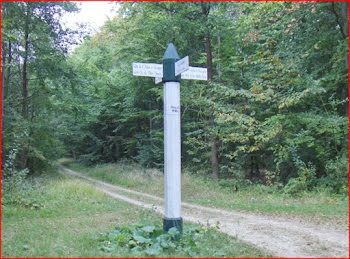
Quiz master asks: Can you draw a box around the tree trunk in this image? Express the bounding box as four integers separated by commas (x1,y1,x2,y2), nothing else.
342,2,348,61
342,2,348,117
22,18,29,120
20,5,30,169
1,42,7,131
211,138,219,179
5,41,12,97
5,41,12,100
1,43,7,94
2,41,12,132
202,2,220,179
149,102,153,146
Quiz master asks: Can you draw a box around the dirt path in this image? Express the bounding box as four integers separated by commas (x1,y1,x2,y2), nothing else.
60,166,348,258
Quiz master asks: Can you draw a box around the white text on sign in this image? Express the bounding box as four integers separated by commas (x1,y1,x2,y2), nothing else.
132,62,207,81
181,67,207,80
132,63,163,78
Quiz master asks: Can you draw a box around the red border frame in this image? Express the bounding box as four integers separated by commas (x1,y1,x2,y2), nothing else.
0,1,348,259
0,0,349,2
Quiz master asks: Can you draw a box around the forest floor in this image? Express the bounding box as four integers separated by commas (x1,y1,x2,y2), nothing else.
60,165,348,258
2,172,269,258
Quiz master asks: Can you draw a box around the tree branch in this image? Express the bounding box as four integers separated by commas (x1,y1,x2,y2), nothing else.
330,2,346,39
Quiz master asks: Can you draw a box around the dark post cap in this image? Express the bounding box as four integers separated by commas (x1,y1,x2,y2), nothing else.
163,43,180,60
163,43,181,83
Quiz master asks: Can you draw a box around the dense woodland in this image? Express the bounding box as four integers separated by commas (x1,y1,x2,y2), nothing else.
1,2,348,195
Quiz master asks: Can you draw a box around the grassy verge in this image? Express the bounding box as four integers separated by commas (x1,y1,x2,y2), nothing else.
59,158,348,224
1,170,270,257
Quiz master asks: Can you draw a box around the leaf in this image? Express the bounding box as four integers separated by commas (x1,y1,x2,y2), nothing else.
184,246,198,257
133,233,151,244
214,250,226,257
168,227,179,236
100,245,113,253
157,234,175,248
145,244,163,255
128,240,137,248
130,246,142,254
140,225,155,233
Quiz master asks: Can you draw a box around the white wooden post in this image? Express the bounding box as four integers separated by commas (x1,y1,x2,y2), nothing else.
132,43,207,235
162,43,183,233
163,81,181,219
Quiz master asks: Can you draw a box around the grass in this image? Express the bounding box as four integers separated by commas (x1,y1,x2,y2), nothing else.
59,158,348,224
1,170,270,257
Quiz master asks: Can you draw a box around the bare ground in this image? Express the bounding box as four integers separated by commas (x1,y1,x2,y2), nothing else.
60,166,349,258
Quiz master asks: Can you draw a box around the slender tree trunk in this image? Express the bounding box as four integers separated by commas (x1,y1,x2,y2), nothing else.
202,2,220,180
20,6,30,169
149,102,153,146
1,42,7,131
342,2,348,117
342,2,348,61
206,31,220,180
1,43,7,93
211,138,219,179
5,41,12,100
217,35,222,81
2,41,12,132
205,32,213,80
250,155,254,179
5,41,12,98
330,2,348,116
22,17,29,120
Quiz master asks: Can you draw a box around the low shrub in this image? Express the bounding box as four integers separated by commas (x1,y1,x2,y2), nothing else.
93,223,224,257
321,155,348,195
284,151,316,196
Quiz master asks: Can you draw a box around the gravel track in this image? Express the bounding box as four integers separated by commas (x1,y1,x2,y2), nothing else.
60,166,349,258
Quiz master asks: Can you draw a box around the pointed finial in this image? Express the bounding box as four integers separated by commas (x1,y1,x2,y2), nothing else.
163,43,180,60
163,43,181,82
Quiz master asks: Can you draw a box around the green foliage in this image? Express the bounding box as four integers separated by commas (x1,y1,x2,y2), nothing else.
2,192,42,211
283,147,317,196
135,140,164,168
2,139,29,193
94,223,223,257
1,147,42,211
321,155,348,195
2,2,347,194
1,2,79,174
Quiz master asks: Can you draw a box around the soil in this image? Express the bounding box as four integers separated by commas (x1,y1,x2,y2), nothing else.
60,166,349,258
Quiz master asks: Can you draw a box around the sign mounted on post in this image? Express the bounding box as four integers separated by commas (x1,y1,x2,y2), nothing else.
175,56,189,76
132,63,163,77
181,66,207,80
132,43,208,237
132,55,206,82
155,77,162,84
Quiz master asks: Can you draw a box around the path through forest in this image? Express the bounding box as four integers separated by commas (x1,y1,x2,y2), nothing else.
60,166,348,258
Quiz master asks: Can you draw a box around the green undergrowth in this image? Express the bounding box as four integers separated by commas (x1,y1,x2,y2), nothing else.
59,158,348,224
94,223,258,257
1,170,270,257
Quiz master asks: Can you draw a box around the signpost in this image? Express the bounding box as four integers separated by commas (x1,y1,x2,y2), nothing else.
155,77,162,84
132,63,163,77
175,56,189,76
181,66,207,80
132,43,207,235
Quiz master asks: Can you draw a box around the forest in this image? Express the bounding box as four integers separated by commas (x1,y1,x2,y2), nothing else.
1,1,348,196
